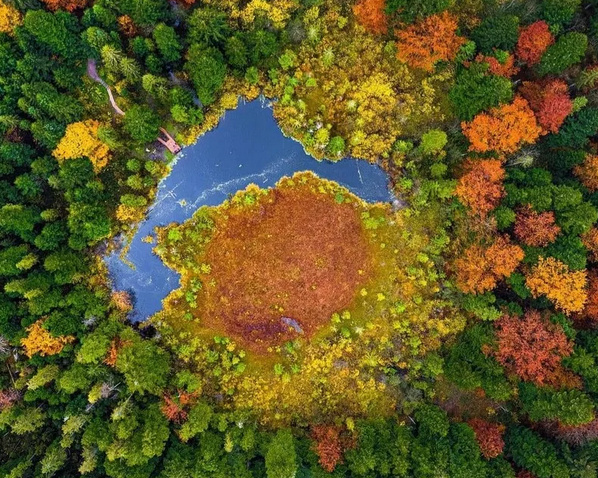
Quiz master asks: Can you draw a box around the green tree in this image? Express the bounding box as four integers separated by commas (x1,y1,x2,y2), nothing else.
153,23,182,63
537,32,587,76
188,8,230,47
185,45,226,106
265,429,297,478
542,0,581,27
471,15,519,54
449,63,513,121
123,105,161,143
506,426,570,478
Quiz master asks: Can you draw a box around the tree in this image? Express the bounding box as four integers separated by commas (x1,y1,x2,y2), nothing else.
475,52,519,78
449,63,513,121
188,7,230,47
311,425,345,472
495,310,573,386
178,402,213,442
40,0,88,12
506,426,570,478
123,105,161,143
23,10,83,59
471,15,519,54
525,257,587,314
20,319,74,358
461,96,541,155
353,0,388,35
519,383,594,427
0,0,21,34
537,32,587,76
396,12,465,72
574,154,598,191
385,0,453,23
514,206,560,247
516,21,554,66
53,120,110,171
468,419,505,459
455,159,505,217
542,0,581,27
185,45,226,106
266,429,297,478
114,332,170,395
520,80,572,134
454,236,524,294
546,107,598,150
153,23,182,63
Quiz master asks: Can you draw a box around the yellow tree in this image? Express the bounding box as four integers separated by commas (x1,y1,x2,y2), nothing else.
525,257,587,314
21,319,74,358
0,0,22,34
53,120,110,172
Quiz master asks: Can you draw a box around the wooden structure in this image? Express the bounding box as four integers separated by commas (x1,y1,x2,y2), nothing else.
157,128,181,154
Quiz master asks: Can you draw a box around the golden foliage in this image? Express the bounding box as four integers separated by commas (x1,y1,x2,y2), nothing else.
526,257,587,314
21,319,74,358
111,291,133,312
0,0,21,34
53,120,110,172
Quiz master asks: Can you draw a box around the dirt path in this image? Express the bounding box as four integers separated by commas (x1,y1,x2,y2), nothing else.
87,59,125,116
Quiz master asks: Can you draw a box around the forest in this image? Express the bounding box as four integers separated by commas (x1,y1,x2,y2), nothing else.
4,0,598,477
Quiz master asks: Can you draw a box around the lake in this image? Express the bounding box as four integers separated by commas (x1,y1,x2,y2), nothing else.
105,99,395,320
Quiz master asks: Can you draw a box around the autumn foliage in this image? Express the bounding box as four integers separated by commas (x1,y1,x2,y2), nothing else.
581,271,598,324
161,391,197,423
475,53,519,78
21,319,74,358
525,257,587,314
111,291,133,312
396,12,466,72
461,96,542,155
40,0,87,12
514,206,561,247
454,236,524,294
117,15,138,38
574,154,598,192
311,425,352,472
353,0,388,35
495,310,574,386
53,120,110,172
468,419,505,459
520,80,572,134
583,227,598,262
516,21,554,66
455,159,505,217
0,0,21,34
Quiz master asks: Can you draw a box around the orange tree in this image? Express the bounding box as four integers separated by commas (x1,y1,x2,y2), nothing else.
461,96,541,155
353,0,388,35
455,159,505,218
396,12,465,72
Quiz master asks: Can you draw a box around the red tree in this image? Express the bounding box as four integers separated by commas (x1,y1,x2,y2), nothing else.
40,0,87,11
520,80,573,134
516,21,554,66
311,425,347,472
468,419,505,459
455,159,505,217
514,206,560,247
495,310,573,386
475,53,519,78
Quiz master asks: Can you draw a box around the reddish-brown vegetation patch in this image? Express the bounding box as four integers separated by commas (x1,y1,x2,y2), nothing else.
201,187,373,350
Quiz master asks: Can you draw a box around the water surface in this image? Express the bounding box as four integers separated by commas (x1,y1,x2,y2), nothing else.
106,99,394,320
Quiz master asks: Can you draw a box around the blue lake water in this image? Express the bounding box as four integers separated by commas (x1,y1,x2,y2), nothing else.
106,99,394,320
